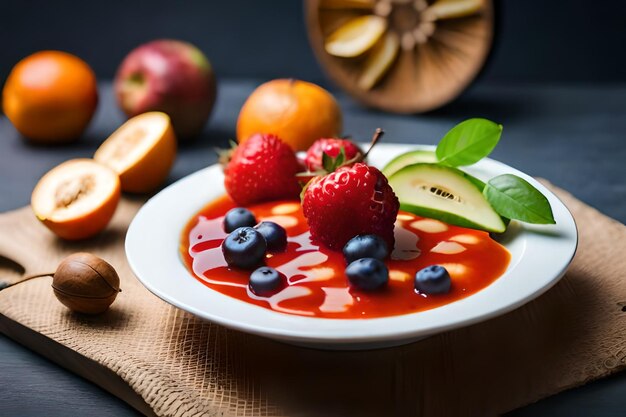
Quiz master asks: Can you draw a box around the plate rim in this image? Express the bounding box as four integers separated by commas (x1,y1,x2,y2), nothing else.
125,144,578,345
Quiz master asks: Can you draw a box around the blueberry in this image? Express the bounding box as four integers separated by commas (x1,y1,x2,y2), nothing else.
249,266,285,297
223,208,256,233
343,234,389,264
254,221,287,252
222,227,267,269
345,258,388,291
415,265,451,295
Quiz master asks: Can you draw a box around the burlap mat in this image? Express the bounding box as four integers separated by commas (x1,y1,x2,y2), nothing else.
0,182,625,417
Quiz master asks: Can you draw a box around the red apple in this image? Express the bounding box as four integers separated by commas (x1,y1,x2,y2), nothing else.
114,39,216,140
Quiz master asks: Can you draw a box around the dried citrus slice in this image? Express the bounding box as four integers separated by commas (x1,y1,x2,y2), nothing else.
426,0,484,20
358,31,400,90
31,159,121,240
325,15,387,57
94,111,177,193
320,0,373,9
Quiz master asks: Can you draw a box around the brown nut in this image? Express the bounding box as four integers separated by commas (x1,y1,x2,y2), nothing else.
52,252,121,314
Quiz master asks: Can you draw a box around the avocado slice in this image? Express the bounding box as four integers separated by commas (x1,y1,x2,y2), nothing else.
388,163,506,233
382,150,438,178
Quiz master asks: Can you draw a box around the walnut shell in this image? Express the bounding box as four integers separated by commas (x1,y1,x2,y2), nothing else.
52,252,121,314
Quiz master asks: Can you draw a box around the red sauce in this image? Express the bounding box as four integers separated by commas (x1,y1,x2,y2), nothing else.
180,196,511,319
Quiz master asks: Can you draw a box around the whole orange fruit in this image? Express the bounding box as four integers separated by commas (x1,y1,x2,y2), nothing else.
236,79,342,151
2,51,98,144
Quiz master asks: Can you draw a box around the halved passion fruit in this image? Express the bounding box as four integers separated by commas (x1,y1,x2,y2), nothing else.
31,159,121,240
94,111,177,193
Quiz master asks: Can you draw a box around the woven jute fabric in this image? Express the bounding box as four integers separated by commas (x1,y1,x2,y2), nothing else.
0,183,625,417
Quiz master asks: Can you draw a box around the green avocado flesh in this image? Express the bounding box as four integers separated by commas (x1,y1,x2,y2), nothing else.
382,150,438,178
388,163,506,233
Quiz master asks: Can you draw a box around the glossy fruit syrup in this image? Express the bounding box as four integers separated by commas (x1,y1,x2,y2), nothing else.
180,196,511,319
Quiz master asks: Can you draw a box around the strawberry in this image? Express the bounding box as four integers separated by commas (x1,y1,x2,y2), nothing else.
302,162,399,251
304,138,362,172
224,133,301,205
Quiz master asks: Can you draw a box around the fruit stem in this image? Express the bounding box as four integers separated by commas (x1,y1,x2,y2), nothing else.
0,272,55,290
363,128,385,161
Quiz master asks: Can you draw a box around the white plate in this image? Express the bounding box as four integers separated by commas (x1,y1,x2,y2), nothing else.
126,144,577,350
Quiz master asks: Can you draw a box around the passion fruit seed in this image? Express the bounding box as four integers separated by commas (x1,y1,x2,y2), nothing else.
54,174,95,208
52,252,121,314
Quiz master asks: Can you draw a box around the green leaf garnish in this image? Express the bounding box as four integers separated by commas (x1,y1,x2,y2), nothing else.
483,174,556,224
436,118,503,167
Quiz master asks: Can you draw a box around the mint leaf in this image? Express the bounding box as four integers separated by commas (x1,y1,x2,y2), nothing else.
436,118,503,167
483,174,555,224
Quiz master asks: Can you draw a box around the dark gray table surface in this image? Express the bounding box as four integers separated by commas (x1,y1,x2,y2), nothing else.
0,80,625,416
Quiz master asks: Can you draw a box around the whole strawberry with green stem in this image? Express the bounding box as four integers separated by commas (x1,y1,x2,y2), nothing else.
302,129,399,250
304,137,363,172
224,133,301,206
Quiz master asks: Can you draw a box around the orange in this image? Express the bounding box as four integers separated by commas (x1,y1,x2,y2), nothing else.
31,159,121,240
94,112,177,193
2,51,98,143
236,79,343,151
